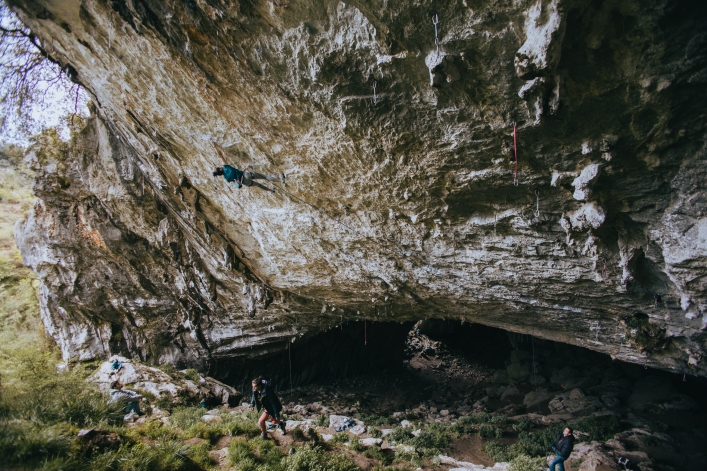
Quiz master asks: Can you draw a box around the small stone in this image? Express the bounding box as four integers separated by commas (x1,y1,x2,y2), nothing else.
440,409,449,416
400,419,412,428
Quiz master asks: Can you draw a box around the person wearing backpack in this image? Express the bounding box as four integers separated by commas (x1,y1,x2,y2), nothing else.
249,376,286,439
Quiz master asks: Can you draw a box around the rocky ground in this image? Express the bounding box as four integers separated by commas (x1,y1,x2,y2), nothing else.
86,323,707,471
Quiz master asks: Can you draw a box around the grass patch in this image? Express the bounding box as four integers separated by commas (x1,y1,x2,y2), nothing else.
355,412,394,426
314,414,329,427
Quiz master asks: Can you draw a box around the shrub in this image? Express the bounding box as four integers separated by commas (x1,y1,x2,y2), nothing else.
364,445,393,465
228,437,283,469
369,427,382,438
184,368,201,382
291,427,306,441
314,414,329,427
386,426,412,444
0,423,76,468
170,406,205,430
349,436,366,452
479,424,503,439
220,412,261,438
485,441,511,462
573,415,621,442
282,445,358,471
513,418,533,432
130,419,180,440
187,441,214,468
410,424,452,452
490,414,508,425
509,454,546,471
330,431,350,444
355,412,393,426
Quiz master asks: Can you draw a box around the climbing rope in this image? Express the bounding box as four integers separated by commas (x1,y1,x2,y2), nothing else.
432,14,440,55
534,189,540,218
215,30,219,60
373,81,377,105
288,341,293,394
531,310,541,414
513,122,519,186
364,319,367,346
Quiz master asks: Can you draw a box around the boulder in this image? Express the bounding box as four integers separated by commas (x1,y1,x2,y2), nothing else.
360,438,382,447
548,393,602,416
501,385,521,399
507,362,532,381
88,359,240,406
565,441,620,471
285,420,313,433
523,388,555,408
627,376,694,411
329,415,366,435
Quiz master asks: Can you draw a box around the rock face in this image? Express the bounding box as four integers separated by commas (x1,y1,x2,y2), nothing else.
10,0,707,377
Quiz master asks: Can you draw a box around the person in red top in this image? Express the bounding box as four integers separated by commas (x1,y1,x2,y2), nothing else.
549,427,575,471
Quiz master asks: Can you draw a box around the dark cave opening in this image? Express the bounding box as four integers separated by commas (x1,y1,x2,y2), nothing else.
213,319,706,404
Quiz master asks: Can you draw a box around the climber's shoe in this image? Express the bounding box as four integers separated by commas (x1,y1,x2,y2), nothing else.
279,421,287,434
280,174,286,184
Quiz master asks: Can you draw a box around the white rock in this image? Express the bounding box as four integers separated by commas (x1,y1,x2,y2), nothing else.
515,0,566,78
572,164,602,201
285,420,312,433
381,428,393,436
412,429,421,437
400,419,412,428
360,438,382,447
321,434,334,442
567,202,606,231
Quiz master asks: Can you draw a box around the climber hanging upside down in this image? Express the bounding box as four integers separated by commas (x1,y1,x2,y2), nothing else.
211,142,284,191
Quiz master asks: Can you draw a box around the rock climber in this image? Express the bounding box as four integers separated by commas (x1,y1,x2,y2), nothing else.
108,380,143,416
211,142,284,191
249,376,286,439
548,426,575,471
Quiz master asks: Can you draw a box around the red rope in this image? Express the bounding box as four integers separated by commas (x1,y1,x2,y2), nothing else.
364,319,367,346
513,123,518,185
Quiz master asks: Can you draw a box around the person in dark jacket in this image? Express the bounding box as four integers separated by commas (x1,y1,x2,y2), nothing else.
212,143,284,191
549,427,575,471
250,376,286,439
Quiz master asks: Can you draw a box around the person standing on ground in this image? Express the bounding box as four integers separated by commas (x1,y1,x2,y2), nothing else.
250,376,286,439
549,427,575,471
211,143,284,191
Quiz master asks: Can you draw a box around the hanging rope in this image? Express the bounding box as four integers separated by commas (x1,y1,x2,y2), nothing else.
373,81,377,105
364,319,367,345
288,341,293,394
513,122,519,186
534,189,540,218
531,310,541,414
432,14,440,55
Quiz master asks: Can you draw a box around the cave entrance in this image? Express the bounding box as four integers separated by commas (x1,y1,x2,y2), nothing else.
212,318,705,420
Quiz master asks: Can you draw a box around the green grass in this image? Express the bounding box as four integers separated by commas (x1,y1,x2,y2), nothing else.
314,414,329,427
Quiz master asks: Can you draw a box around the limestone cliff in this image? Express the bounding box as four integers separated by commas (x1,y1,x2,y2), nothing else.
11,0,707,377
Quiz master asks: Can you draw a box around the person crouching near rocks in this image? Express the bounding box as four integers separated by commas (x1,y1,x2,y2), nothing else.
549,427,575,471
108,380,143,416
249,376,286,439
